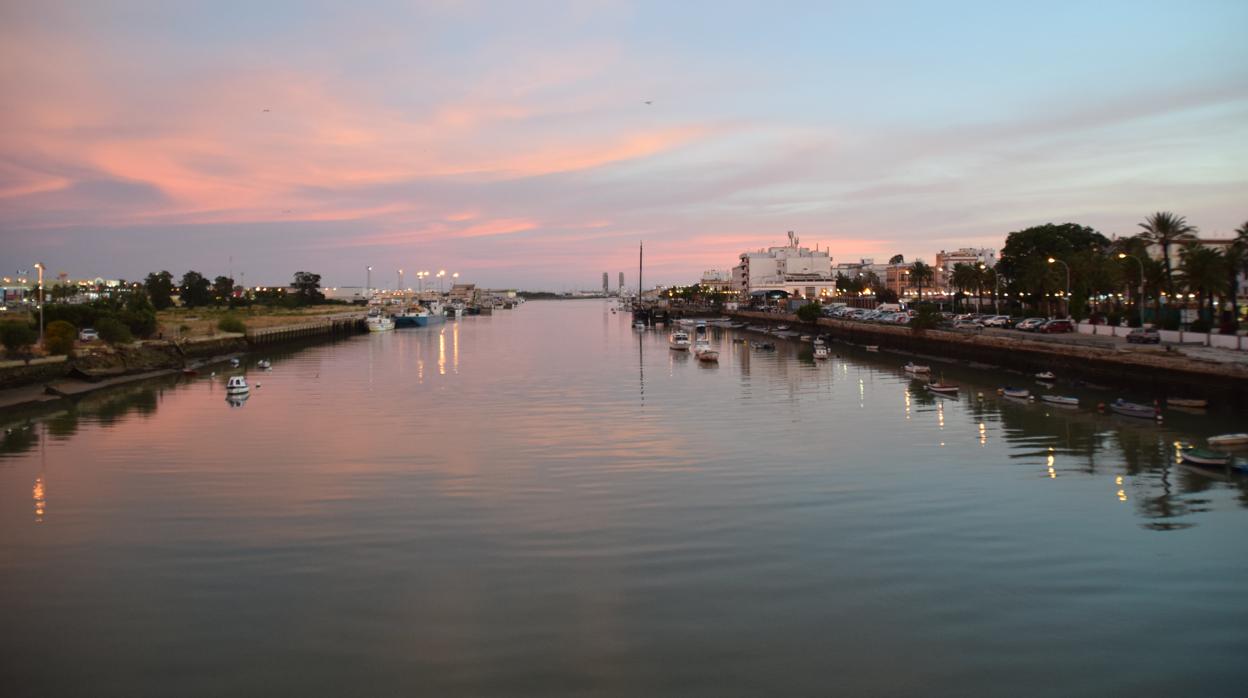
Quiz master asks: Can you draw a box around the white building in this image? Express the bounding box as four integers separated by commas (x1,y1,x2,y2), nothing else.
732,232,837,300
700,269,734,293
934,248,997,291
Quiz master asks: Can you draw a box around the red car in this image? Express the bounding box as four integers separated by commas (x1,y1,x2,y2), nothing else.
1039,319,1074,333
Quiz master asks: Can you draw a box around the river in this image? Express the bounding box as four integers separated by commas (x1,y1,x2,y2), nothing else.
2,300,1246,696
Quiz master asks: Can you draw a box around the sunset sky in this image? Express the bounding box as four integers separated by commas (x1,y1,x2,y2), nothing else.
2,1,1246,290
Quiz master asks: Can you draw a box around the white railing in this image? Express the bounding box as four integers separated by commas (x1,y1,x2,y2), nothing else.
1077,322,1247,350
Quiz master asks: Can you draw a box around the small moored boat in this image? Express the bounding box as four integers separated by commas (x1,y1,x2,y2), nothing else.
256,359,271,369
1109,399,1156,419
229,358,241,368
865,345,879,353
1180,447,1232,468
1168,398,1207,408
1035,371,1056,381
813,341,830,360
999,387,1030,399
926,383,959,395
225,376,250,395
669,330,691,351
1039,394,1079,407
903,363,931,374
751,341,775,351
1208,433,1248,448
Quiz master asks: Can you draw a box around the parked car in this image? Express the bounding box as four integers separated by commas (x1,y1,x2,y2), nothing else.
1015,317,1047,332
1126,327,1161,344
981,315,1011,328
1039,319,1074,333
79,328,99,342
953,319,984,330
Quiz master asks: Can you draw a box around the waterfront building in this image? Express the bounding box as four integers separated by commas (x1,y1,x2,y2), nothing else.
700,269,734,294
732,232,837,300
934,247,997,291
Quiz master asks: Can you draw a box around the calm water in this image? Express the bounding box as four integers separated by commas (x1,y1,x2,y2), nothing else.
2,300,1246,697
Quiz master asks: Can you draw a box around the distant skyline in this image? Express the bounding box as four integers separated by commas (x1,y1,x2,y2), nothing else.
2,1,1246,290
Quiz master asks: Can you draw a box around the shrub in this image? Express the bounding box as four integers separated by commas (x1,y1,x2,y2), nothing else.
0,322,38,358
217,315,247,333
96,317,133,344
45,321,77,355
795,303,823,323
909,303,942,332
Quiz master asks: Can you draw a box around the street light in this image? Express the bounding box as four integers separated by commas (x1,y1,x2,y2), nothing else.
33,262,45,344
398,268,404,293
366,266,373,302
437,269,446,294
1118,252,1145,328
1047,257,1070,317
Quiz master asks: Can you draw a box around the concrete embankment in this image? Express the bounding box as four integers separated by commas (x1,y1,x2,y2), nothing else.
731,310,1248,403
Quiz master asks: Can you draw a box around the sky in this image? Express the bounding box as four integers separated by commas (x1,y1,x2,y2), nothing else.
1,0,1246,291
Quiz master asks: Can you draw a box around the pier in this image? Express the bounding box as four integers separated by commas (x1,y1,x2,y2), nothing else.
244,312,366,345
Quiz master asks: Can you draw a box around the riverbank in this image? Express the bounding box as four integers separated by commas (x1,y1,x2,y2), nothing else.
731,310,1248,403
0,313,366,413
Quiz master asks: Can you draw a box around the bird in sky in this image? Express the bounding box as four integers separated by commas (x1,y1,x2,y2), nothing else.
644,101,652,105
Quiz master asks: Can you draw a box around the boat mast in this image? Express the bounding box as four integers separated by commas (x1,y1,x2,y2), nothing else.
638,241,643,301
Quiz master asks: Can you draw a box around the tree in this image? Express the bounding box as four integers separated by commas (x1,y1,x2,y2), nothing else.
45,321,77,355
145,271,175,310
909,303,941,333
1225,221,1248,332
179,271,212,308
213,276,235,307
997,223,1110,313
875,287,899,304
909,260,934,302
795,303,822,323
1,322,38,359
292,271,325,305
950,263,978,310
1178,243,1226,330
96,317,134,344
1138,212,1197,294
889,254,905,265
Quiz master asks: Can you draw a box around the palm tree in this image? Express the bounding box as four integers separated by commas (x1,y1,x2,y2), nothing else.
1178,242,1227,328
1227,221,1248,331
910,260,934,303
1138,212,1197,294
950,263,977,310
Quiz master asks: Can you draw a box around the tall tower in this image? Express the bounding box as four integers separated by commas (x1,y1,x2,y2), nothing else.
618,272,624,295
602,272,609,295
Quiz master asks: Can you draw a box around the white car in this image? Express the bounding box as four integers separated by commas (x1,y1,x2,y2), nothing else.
79,328,99,342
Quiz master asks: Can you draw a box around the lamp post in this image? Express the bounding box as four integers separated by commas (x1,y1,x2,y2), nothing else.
437,270,446,294
1047,257,1070,317
1118,253,1145,327
33,263,45,345
398,269,404,295
366,266,373,303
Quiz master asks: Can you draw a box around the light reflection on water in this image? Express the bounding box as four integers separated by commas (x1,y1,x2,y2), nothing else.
1,300,1247,696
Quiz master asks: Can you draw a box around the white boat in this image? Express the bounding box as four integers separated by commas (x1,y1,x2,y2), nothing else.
865,345,879,353
366,313,395,332
903,363,931,374
669,330,691,351
1040,394,1079,407
229,358,241,368
1109,399,1156,419
633,320,647,330
694,342,719,362
1208,433,1248,448
813,339,829,360
256,359,271,369
999,387,1030,399
225,376,250,395
1035,371,1056,381
926,383,959,395
1180,447,1232,467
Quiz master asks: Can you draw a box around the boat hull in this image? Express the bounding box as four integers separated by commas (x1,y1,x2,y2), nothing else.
1181,449,1232,467
415,314,446,328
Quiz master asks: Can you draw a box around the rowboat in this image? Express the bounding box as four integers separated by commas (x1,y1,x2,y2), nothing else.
999,387,1030,399
1039,395,1079,407
1110,399,1156,419
926,383,959,395
903,363,931,374
813,339,830,360
1167,398,1207,408
1180,447,1232,468
1035,371,1056,381
1208,433,1248,448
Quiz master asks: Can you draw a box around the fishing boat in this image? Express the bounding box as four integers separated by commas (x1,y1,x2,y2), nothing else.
999,387,1030,399
225,376,250,395
256,359,271,369
366,311,395,332
813,340,830,360
1109,399,1156,419
694,343,719,362
903,363,931,375
669,330,691,351
1167,398,1207,408
1180,447,1232,468
926,383,959,395
1208,433,1248,448
633,320,647,330
1039,394,1079,407
1035,371,1056,381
